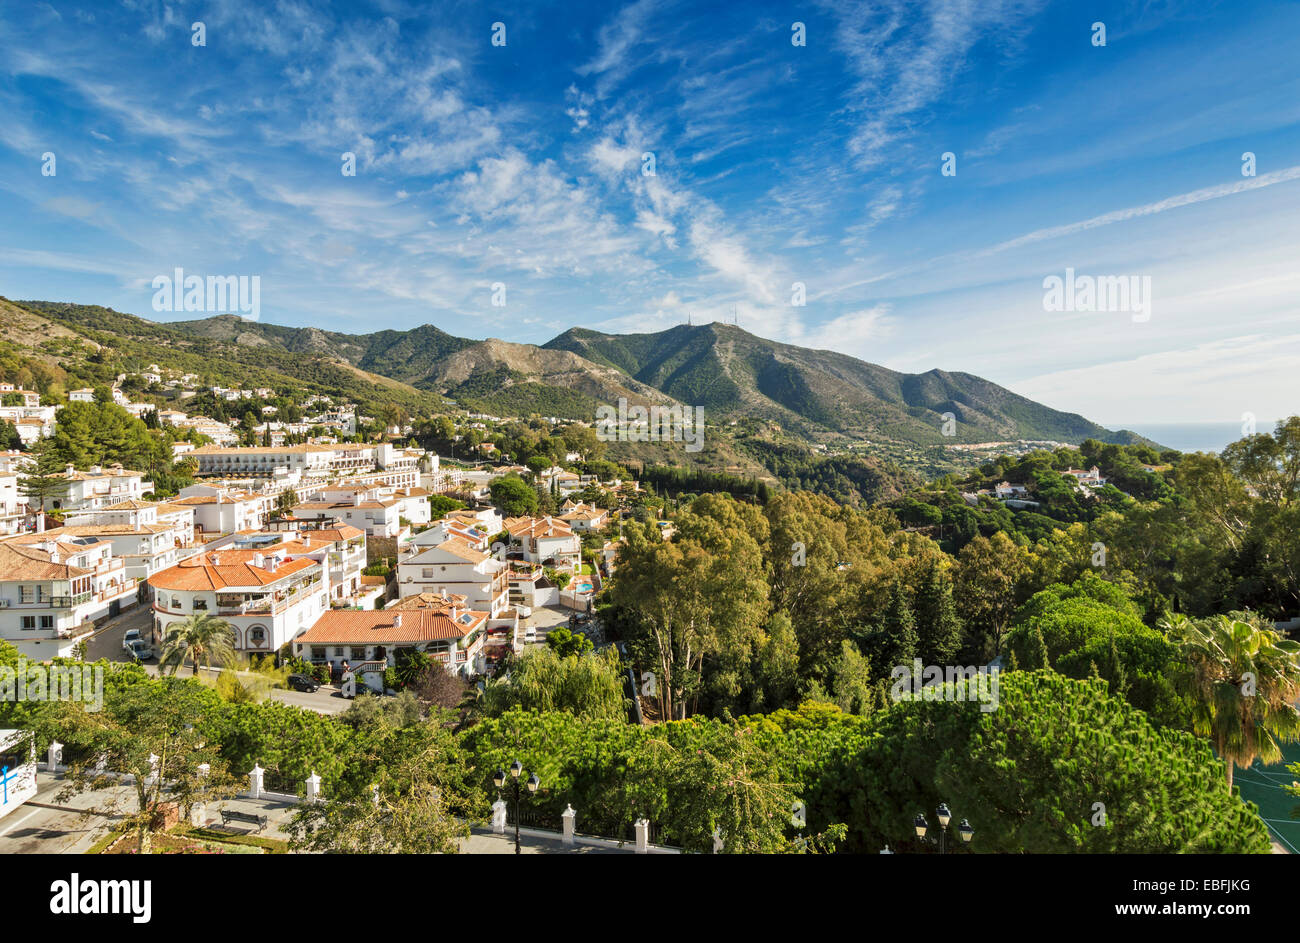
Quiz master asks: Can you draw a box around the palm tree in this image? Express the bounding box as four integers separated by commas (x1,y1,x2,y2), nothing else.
159,612,237,677
1161,612,1300,790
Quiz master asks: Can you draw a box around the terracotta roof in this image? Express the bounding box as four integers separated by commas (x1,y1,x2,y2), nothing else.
505,516,576,539
100,499,157,510
429,536,489,563
39,523,174,537
294,500,397,512
148,552,318,591
389,591,470,610
0,540,92,579
297,525,365,542
61,467,143,481
297,608,487,645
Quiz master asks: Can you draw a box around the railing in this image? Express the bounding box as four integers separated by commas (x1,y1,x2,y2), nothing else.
46,592,93,608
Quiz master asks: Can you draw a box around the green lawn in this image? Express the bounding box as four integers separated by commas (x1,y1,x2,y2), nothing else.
1235,742,1300,853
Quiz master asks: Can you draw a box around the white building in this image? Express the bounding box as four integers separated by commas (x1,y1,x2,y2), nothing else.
397,536,509,616
59,499,201,581
148,547,330,654
294,597,489,679
225,523,369,606
503,516,582,569
0,534,138,659
169,485,271,537
45,465,151,512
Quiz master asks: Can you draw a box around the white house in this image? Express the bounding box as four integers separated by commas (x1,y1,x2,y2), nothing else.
0,534,138,659
294,596,489,678
45,465,150,512
396,536,509,616
503,516,582,569
148,547,330,654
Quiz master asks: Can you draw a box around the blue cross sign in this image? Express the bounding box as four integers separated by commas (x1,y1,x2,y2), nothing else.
1,765,16,805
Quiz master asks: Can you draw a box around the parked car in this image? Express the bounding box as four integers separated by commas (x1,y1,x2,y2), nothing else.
286,674,321,693
342,674,373,699
124,639,151,661
122,628,142,647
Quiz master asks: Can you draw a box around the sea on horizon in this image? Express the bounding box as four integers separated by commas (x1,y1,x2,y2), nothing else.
1123,421,1276,454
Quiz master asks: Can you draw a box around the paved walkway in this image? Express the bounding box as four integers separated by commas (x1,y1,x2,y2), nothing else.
0,771,300,853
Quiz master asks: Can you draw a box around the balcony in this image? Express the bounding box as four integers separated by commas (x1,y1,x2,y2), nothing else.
47,591,93,608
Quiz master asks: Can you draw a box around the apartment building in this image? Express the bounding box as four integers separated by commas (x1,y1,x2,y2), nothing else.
290,485,404,538
226,522,369,605
44,465,151,512
0,534,139,659
169,485,270,537
60,499,201,581
396,536,509,616
147,547,330,654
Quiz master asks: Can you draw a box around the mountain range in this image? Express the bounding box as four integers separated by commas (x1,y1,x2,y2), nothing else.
2,299,1151,452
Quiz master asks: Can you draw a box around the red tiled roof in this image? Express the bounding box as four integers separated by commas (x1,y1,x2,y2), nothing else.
296,608,486,644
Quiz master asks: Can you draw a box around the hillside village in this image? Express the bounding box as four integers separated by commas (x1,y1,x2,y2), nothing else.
0,364,675,694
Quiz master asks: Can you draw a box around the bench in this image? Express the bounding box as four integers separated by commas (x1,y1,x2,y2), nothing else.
220,809,268,831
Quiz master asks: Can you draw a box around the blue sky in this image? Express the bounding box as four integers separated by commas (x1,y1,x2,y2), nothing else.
2,0,1299,427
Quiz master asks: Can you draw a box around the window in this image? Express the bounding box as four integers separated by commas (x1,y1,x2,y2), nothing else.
193,598,208,610
20,616,35,630
20,585,34,604
249,625,267,646
421,568,434,579
311,647,325,660
350,647,366,660
40,616,54,630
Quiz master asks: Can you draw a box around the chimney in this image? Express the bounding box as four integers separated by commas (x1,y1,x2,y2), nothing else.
267,555,278,572
252,552,264,569
65,463,75,476
393,613,402,628
210,553,220,565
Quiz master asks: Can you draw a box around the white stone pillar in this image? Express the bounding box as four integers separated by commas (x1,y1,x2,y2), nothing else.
712,827,724,854
634,818,650,854
249,763,264,799
192,762,211,827
371,784,379,808
146,753,159,788
305,771,322,803
561,804,576,845
491,799,507,834
47,740,63,772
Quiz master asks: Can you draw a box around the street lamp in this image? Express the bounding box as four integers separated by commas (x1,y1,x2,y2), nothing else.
495,760,540,854
913,804,972,854
936,802,951,855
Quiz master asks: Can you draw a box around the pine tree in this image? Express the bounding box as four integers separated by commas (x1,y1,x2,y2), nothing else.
881,579,918,670
914,557,963,664
18,439,70,531
1027,623,1051,670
